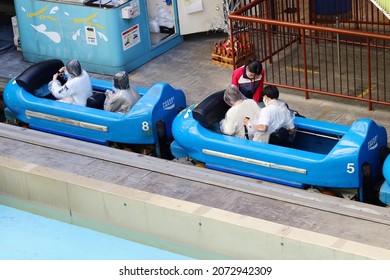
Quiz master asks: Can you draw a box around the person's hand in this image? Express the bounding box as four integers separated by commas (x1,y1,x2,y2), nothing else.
288,128,296,135
105,90,114,97
52,72,59,81
53,66,66,81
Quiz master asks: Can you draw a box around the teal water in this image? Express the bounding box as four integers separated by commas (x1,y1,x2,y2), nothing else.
0,204,192,260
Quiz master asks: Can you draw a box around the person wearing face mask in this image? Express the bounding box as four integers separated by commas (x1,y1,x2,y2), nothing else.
243,85,295,143
104,71,141,114
231,59,264,103
48,59,93,106
219,84,260,139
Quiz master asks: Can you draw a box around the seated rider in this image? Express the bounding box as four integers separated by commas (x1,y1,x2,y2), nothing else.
104,71,141,114
243,85,295,143
220,84,260,139
49,59,93,106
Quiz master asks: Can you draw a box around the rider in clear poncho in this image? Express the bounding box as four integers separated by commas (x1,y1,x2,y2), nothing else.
219,84,260,139
49,59,93,106
104,71,141,114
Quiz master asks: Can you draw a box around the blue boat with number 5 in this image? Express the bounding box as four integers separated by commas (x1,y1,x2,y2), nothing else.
170,90,390,205
3,59,186,158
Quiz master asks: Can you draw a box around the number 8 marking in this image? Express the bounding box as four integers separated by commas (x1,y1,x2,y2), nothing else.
142,121,150,131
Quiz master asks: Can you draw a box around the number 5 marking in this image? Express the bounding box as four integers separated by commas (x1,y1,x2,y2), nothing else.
347,163,355,174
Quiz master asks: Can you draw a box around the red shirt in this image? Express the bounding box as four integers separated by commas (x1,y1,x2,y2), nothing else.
231,66,264,102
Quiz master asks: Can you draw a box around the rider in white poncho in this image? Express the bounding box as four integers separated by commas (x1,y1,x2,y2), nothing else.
49,59,92,106
104,71,141,114
219,84,260,139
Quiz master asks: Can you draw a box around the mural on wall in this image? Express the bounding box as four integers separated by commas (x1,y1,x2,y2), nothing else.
22,5,61,43
72,11,108,45
19,4,109,46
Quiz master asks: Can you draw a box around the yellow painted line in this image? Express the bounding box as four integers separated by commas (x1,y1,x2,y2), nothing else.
128,73,139,79
287,66,319,75
358,84,376,98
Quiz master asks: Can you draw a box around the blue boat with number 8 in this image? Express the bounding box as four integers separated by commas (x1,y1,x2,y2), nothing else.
3,59,187,158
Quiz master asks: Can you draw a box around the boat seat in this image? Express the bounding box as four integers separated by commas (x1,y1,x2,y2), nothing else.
269,127,290,146
87,92,106,110
192,90,230,129
16,59,64,93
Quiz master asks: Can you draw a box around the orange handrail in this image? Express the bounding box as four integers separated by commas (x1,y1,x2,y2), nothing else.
228,0,390,110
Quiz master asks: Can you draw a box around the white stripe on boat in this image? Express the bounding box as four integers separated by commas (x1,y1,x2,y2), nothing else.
25,110,108,132
202,149,307,174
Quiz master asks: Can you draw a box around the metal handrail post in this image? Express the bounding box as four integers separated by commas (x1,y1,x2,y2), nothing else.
367,38,373,111
302,27,309,100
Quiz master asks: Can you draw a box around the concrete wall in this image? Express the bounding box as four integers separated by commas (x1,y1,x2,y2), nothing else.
1,155,389,259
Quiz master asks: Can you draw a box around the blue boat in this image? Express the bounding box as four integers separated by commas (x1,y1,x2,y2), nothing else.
380,155,390,205
171,90,389,204
3,59,187,159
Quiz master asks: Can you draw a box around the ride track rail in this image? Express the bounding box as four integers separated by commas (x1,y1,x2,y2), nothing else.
0,122,389,228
